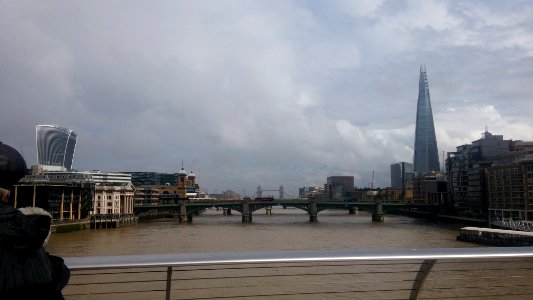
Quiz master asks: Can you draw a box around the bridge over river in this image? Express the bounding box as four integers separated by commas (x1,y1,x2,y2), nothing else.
134,199,438,223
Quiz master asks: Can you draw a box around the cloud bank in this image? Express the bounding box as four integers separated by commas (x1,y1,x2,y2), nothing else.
1,1,532,196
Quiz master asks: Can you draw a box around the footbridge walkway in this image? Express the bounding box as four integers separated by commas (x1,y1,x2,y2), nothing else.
134,199,438,223
63,247,533,299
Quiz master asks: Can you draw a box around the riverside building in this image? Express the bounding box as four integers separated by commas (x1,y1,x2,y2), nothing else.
15,171,135,225
487,153,533,223
447,131,533,219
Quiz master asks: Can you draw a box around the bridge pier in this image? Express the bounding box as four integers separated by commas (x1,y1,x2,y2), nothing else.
372,200,384,222
265,207,272,215
349,207,359,215
242,199,252,223
309,199,318,223
178,204,189,223
223,208,232,216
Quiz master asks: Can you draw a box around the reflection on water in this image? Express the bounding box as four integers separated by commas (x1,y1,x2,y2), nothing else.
46,207,474,257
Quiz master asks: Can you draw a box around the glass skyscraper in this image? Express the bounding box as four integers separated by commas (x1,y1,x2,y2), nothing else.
36,124,77,171
413,65,440,174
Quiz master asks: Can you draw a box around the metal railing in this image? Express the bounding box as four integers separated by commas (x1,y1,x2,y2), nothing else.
64,247,533,300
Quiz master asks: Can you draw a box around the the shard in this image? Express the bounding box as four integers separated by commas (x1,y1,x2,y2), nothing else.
413,65,440,174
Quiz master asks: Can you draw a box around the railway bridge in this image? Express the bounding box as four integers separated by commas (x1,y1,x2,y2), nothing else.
134,199,438,223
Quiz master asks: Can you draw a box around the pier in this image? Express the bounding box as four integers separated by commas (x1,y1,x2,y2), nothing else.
90,214,138,229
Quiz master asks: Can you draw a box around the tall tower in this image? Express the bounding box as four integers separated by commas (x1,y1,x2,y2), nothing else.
413,65,440,174
177,166,188,198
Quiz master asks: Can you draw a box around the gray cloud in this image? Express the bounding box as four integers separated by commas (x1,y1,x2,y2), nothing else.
1,0,533,196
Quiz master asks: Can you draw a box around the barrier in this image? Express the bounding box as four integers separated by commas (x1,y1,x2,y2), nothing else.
64,247,533,299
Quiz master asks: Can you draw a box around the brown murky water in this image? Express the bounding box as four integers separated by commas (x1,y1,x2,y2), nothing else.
46,208,470,256
51,208,533,300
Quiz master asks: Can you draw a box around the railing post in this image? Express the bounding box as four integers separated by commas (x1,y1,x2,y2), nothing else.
409,259,436,300
166,266,172,300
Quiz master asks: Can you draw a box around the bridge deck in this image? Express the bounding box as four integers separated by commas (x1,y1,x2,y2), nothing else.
64,247,533,300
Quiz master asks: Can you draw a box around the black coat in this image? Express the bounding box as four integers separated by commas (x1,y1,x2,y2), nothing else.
0,205,69,299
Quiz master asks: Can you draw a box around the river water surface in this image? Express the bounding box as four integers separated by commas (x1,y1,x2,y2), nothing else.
48,208,533,300
47,207,472,256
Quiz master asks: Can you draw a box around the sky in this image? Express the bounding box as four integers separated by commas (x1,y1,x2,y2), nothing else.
1,0,533,197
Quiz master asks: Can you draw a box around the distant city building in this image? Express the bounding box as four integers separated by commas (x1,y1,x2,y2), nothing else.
219,189,241,200
380,188,414,203
325,176,355,201
413,65,440,174
299,186,324,199
14,171,135,221
487,154,533,222
134,185,180,206
412,171,447,206
124,172,179,186
36,125,77,171
447,131,533,218
14,172,95,221
390,162,414,189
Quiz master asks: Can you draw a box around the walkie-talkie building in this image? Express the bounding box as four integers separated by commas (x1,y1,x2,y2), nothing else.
413,65,440,174
36,125,77,171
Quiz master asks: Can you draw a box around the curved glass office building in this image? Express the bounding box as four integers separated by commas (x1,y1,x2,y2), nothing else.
36,125,77,171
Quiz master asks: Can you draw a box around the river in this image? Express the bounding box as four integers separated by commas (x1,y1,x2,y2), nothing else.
50,208,533,300
46,207,473,257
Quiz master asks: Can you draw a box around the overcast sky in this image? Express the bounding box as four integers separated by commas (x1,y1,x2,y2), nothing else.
1,1,532,196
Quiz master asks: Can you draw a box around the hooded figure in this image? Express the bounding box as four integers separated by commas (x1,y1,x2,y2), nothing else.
0,205,69,300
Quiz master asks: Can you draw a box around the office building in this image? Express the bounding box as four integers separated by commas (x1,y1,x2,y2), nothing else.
390,162,414,189
447,131,533,218
487,156,533,222
413,65,440,174
36,125,77,171
325,176,355,201
123,172,179,186
412,171,447,206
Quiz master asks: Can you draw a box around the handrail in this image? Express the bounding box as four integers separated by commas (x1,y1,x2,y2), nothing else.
64,247,533,270
63,247,533,300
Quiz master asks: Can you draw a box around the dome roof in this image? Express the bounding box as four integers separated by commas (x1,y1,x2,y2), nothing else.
188,171,196,178
0,142,27,188
178,167,187,176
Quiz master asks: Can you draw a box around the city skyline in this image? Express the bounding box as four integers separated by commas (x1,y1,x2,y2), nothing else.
1,1,533,195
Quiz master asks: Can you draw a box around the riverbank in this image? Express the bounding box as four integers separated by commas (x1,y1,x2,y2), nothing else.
51,215,139,233
392,209,487,226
